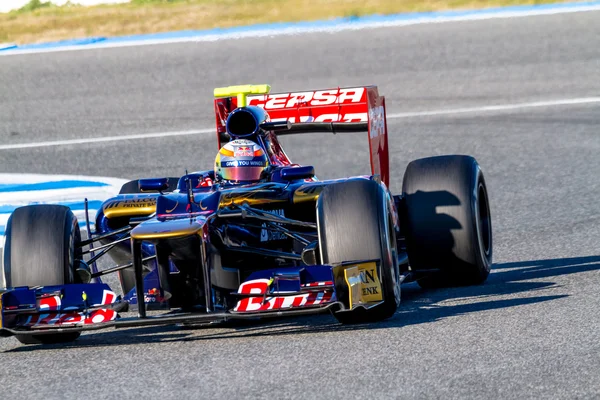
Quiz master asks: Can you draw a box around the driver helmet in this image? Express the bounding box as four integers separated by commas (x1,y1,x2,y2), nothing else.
214,139,269,183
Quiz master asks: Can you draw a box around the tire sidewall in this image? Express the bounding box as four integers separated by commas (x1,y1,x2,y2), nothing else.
4,206,79,288
469,167,493,279
377,187,401,309
65,213,81,285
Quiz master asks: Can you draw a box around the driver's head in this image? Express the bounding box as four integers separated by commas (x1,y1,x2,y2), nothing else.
214,139,268,183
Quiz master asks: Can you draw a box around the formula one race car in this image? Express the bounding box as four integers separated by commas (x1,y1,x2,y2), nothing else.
0,84,492,345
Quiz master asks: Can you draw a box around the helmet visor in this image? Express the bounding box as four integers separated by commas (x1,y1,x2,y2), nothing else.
220,166,265,182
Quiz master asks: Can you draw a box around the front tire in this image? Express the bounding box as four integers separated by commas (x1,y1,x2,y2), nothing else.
3,205,82,344
317,179,400,324
401,155,492,287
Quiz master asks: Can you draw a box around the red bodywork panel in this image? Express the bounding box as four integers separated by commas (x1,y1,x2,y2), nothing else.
213,86,390,186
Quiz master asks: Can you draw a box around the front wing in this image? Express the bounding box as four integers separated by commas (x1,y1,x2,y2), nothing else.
0,260,383,339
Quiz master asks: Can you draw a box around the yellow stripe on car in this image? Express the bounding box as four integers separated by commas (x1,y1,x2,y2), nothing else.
213,84,271,107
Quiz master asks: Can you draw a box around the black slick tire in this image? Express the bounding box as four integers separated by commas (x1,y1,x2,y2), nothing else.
317,179,400,324
401,155,492,288
2,205,82,345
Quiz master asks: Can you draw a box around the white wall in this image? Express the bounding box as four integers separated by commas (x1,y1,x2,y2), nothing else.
0,0,130,13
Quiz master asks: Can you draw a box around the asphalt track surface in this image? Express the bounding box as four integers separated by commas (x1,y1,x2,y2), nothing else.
1,10,600,399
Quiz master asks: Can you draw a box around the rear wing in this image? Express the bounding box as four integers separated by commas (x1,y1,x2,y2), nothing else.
213,86,390,186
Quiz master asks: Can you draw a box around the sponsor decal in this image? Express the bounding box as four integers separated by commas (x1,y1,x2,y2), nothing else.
102,196,157,218
21,289,120,327
143,288,168,303
103,197,156,210
39,295,61,311
23,309,117,327
369,105,385,139
249,88,366,109
98,290,117,306
271,113,368,123
234,279,333,312
337,261,383,307
357,262,383,302
223,160,266,167
234,145,253,158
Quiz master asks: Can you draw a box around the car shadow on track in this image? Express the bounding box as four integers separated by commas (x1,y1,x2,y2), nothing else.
5,255,599,352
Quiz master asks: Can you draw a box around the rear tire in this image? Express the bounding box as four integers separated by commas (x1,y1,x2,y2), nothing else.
401,155,492,288
2,205,82,344
317,179,400,324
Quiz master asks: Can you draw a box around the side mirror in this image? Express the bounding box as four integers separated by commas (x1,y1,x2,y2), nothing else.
280,166,315,181
139,178,170,192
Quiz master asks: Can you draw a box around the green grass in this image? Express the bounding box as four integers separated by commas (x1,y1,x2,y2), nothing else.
1,0,571,44
16,0,53,12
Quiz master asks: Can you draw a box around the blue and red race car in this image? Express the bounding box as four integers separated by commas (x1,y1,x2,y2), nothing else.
0,84,492,345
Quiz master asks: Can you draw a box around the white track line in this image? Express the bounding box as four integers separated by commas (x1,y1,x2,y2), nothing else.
0,129,213,150
387,96,600,118
2,96,599,151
